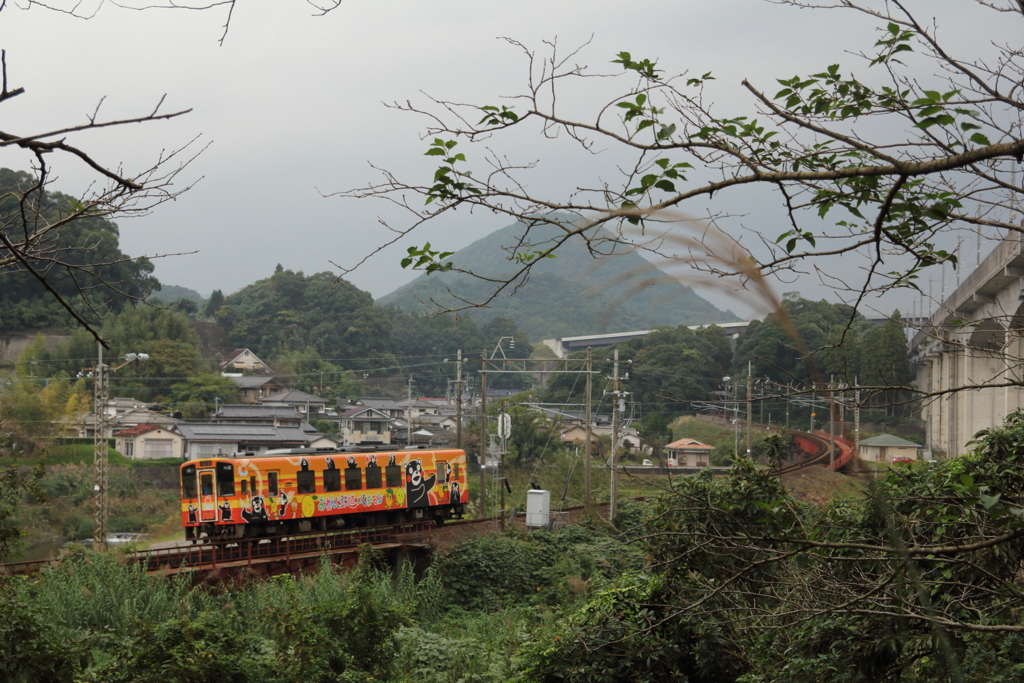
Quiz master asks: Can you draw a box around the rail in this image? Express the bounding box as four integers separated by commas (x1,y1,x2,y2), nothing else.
1,521,435,576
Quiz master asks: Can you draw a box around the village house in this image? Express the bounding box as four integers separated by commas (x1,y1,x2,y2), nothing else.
337,406,392,446
665,438,715,467
113,424,184,460
259,389,329,419
858,434,923,463
218,348,272,374
229,376,288,404
173,422,334,459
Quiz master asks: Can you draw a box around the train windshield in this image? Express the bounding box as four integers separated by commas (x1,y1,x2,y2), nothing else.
181,465,197,498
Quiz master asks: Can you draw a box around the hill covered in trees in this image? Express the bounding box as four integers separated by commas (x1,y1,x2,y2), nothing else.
0,168,159,331
379,217,737,340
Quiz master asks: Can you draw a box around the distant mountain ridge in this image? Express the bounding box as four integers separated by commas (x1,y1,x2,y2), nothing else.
378,217,738,340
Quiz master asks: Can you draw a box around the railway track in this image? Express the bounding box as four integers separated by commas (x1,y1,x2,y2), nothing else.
779,430,854,475
0,521,436,577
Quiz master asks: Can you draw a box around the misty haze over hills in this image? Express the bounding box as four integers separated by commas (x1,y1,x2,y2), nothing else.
378,217,738,340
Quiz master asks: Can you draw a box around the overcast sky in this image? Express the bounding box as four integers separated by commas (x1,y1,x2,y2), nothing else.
1,0,1009,325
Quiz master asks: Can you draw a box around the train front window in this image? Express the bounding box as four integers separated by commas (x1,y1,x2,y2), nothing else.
181,465,197,498
216,462,235,496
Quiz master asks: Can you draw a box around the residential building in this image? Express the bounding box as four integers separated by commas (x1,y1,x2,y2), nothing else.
173,422,328,459
665,438,715,467
113,424,183,460
260,389,329,419
211,403,303,428
218,348,272,374
858,434,923,462
229,376,288,404
338,406,392,446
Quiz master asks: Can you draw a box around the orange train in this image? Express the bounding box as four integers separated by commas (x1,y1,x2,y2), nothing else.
180,447,468,540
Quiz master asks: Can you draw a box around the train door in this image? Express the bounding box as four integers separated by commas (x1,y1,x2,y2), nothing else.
198,468,217,522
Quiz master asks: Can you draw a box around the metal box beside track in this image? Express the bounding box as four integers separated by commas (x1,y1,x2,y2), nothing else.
525,490,550,528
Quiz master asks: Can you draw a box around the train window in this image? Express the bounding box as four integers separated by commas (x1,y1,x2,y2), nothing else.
324,468,341,492
250,476,257,496
268,471,279,497
201,473,213,497
385,464,402,488
241,479,248,496
436,460,448,484
365,464,382,489
454,463,460,481
216,462,235,496
297,468,316,494
181,465,197,498
345,467,362,491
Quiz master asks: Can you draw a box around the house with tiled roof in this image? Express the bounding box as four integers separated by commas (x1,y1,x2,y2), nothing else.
338,406,392,446
173,422,332,459
212,403,303,427
665,438,715,467
113,424,183,460
858,434,922,463
229,376,287,404
260,389,329,419
218,348,271,374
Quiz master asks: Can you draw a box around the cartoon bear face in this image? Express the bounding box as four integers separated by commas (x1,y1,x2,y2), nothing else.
406,459,424,487
251,496,264,514
347,456,358,468
367,454,377,467
326,456,337,470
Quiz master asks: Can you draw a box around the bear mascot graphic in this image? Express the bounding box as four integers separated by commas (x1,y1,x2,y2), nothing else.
405,458,436,509
242,495,269,524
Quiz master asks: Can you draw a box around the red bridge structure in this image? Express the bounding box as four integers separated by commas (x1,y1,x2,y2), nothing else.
783,430,855,474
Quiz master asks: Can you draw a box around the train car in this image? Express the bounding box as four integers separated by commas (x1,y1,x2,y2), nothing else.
180,447,468,540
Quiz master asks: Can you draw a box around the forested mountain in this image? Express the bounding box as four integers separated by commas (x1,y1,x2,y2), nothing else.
213,266,534,395
731,294,912,387
154,285,205,306
379,216,737,340
0,168,158,331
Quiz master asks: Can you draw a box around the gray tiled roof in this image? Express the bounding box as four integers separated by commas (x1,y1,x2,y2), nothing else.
261,389,328,404
215,404,300,419
174,422,311,443
859,434,923,448
230,376,281,389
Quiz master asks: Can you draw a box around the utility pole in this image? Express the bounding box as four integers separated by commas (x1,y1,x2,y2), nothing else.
455,349,463,450
479,350,488,516
584,347,593,513
406,375,414,445
746,361,753,456
500,398,507,531
785,382,790,432
610,349,620,521
829,378,836,470
854,378,861,461
93,343,108,551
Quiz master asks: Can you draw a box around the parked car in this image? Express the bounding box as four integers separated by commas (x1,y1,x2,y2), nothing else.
891,456,914,464
642,459,653,466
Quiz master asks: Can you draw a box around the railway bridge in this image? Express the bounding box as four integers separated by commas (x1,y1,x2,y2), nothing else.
910,234,1024,457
